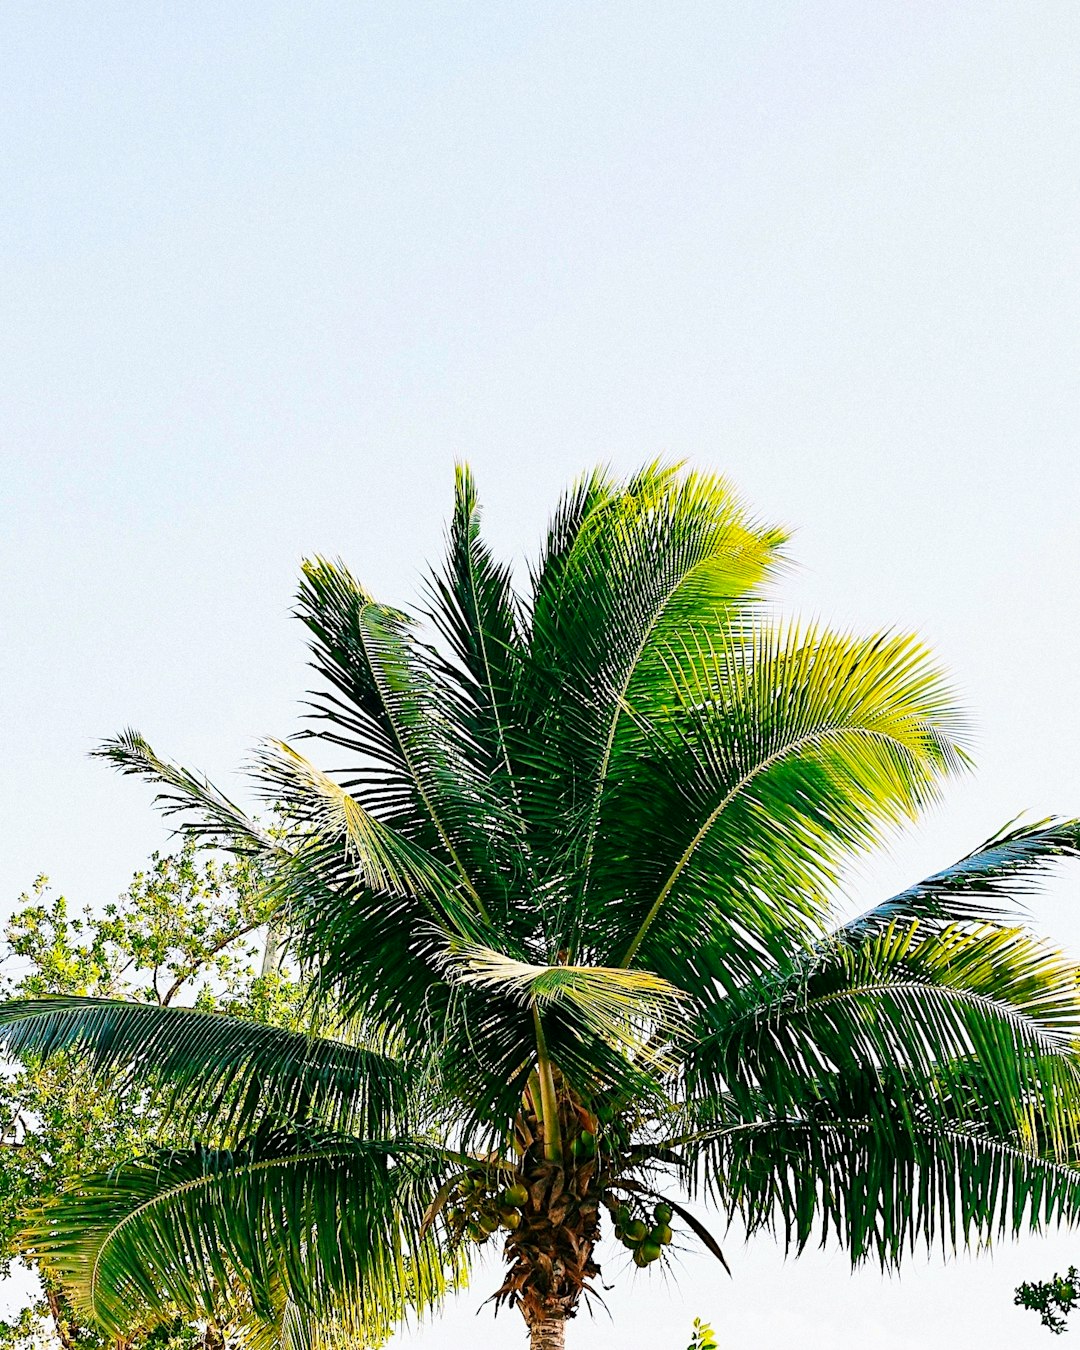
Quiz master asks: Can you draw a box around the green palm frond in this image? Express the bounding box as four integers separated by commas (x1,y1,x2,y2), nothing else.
255,740,477,928
0,997,405,1136
517,465,784,939
92,730,279,856
295,558,417,789
27,1126,458,1339
598,626,967,987
423,463,523,788
697,1111,1080,1265
838,818,1080,939
686,920,1080,1156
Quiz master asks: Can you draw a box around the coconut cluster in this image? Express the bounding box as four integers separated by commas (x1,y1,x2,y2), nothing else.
446,1174,530,1245
606,1198,674,1267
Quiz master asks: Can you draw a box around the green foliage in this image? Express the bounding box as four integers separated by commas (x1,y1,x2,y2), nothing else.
0,844,308,1350
686,1317,718,1350
1016,1267,1080,1335
3,464,1080,1344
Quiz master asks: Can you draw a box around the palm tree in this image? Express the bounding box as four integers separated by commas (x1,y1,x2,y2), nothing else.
5,463,1080,1350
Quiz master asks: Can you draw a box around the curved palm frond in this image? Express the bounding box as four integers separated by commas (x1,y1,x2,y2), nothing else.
438,938,689,1071
595,626,967,992
92,731,280,857
0,997,406,1137
254,740,478,932
694,1111,1080,1266
26,1126,459,1340
517,464,785,950
837,818,1080,940
686,920,1080,1153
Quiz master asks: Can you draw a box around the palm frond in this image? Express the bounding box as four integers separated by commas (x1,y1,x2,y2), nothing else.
438,938,688,1067
516,464,784,951
0,997,406,1137
692,1112,1080,1267
295,558,417,789
838,818,1080,940
422,463,523,787
26,1126,458,1339
686,921,1080,1155
593,625,967,991
255,740,477,931
92,731,278,856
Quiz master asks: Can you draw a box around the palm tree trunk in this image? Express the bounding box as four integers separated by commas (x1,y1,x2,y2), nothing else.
526,1311,567,1350
260,926,283,975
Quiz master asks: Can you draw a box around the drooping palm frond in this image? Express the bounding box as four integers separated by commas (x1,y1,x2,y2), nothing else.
695,1110,1080,1266
26,1126,459,1340
0,997,406,1137
438,938,688,1069
837,818,1080,940
685,920,1080,1154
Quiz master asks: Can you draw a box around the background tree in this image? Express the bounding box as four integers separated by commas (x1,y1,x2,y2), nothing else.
1016,1268,1080,1335
3,464,1080,1350
0,845,307,1350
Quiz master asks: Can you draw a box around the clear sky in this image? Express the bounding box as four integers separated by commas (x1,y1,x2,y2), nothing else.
2,3,1079,1346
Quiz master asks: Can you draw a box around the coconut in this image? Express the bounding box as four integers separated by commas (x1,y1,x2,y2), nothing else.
651,1224,673,1246
653,1202,673,1223
639,1241,662,1263
501,1211,521,1231
504,1183,529,1208
479,1212,500,1234
632,1248,650,1268
625,1219,648,1242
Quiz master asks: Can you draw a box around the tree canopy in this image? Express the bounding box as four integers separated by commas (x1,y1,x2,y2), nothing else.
2,463,1079,1349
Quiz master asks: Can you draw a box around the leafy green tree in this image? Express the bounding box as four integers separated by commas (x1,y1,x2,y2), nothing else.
0,847,302,1350
1016,1268,1080,1335
3,464,1080,1350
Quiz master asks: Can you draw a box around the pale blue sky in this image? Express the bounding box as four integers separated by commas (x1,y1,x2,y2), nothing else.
2,3,1080,1346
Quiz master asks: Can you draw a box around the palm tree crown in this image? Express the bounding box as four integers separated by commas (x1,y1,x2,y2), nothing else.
5,463,1080,1349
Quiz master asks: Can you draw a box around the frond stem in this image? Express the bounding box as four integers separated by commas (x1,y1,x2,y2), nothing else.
532,1004,563,1164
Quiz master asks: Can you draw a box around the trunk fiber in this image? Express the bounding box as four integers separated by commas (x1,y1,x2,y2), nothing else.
526,1311,567,1350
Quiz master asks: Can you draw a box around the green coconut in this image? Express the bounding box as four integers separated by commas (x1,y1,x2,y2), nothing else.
653,1202,673,1223
651,1224,673,1246
504,1183,529,1208
632,1248,650,1268
639,1241,663,1264
625,1219,648,1242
